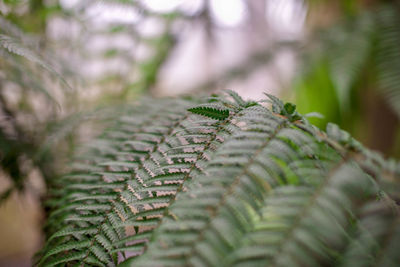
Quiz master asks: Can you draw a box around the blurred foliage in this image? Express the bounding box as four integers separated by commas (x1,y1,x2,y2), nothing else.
0,13,68,200
0,0,194,200
295,0,400,157
0,0,399,201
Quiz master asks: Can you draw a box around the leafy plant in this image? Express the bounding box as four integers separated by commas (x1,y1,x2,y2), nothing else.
36,92,399,266
0,16,73,199
294,2,400,155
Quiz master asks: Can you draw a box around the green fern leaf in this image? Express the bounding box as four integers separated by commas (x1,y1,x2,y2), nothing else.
39,240,92,264
0,34,71,89
188,104,230,120
36,93,400,267
42,251,87,267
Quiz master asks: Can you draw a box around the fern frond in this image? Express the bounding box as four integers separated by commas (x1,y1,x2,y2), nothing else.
339,200,400,267
38,94,244,265
37,92,400,267
188,104,230,120
0,33,70,89
228,162,377,267
130,106,337,266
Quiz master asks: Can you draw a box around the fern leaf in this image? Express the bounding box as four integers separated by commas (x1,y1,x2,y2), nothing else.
36,93,400,267
42,251,87,267
340,201,400,267
188,104,230,120
39,240,92,264
0,34,70,89
48,226,99,242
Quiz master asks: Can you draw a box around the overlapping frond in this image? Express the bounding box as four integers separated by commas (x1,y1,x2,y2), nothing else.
129,105,341,266
37,92,400,266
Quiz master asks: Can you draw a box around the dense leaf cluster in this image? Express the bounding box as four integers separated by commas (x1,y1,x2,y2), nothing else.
37,92,399,266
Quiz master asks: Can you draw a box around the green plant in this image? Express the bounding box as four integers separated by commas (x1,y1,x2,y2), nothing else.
0,16,73,200
36,91,399,266
295,2,400,155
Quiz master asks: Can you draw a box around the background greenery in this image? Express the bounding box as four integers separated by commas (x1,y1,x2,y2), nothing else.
0,0,399,265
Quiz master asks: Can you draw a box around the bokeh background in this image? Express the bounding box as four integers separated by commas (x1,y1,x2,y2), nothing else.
0,0,399,265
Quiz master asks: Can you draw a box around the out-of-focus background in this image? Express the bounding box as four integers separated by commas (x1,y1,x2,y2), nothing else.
0,0,399,265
